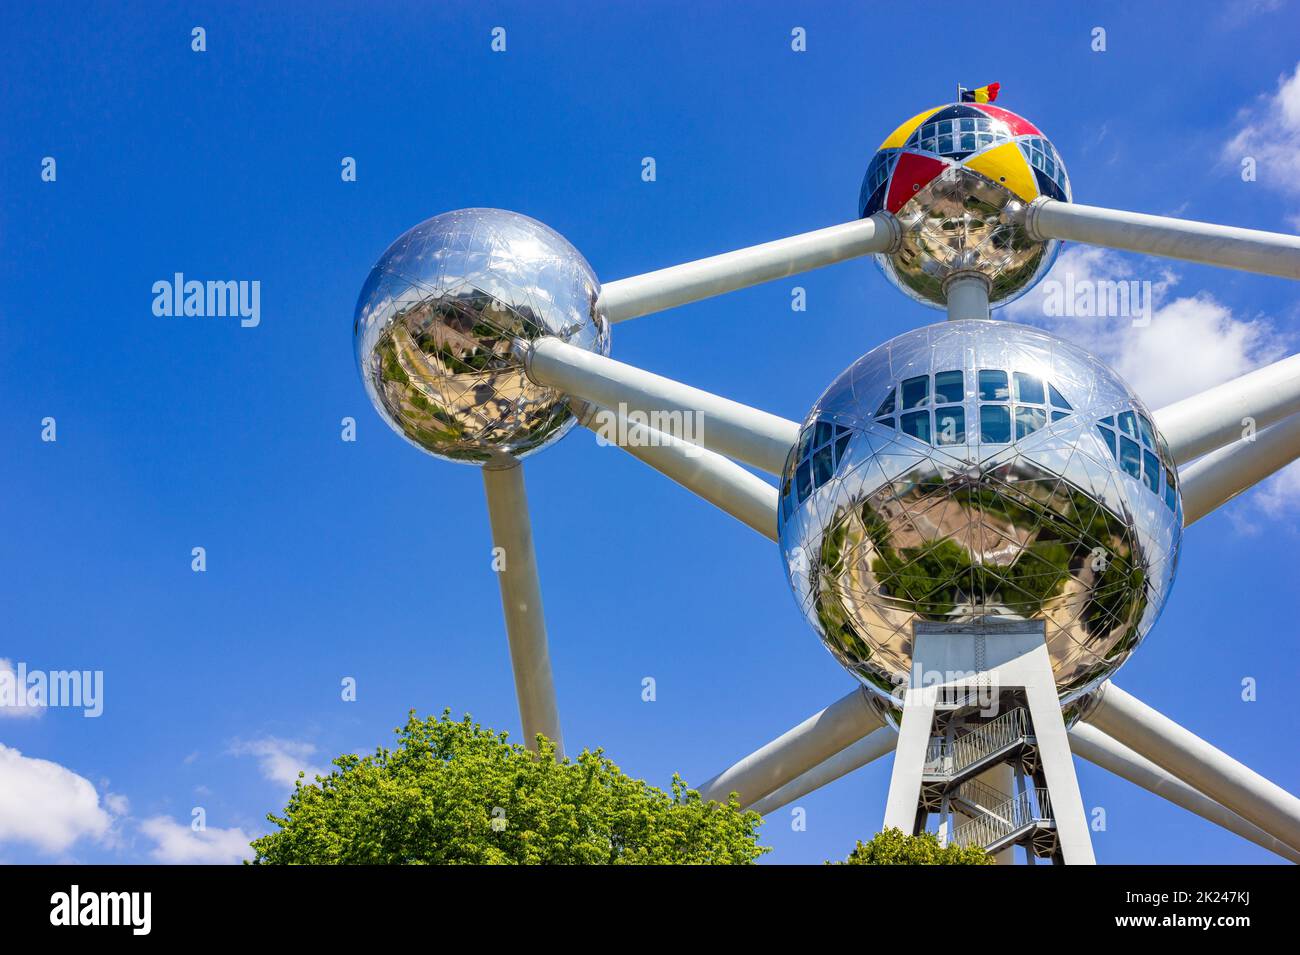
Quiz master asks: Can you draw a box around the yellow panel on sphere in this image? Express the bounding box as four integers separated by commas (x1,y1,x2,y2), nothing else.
966,142,1039,202
878,105,944,150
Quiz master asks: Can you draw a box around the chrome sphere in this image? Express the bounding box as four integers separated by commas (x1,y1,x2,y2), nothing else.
859,103,1071,309
353,208,609,465
778,321,1181,707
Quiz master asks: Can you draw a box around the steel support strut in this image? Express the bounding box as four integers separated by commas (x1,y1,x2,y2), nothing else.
482,463,564,757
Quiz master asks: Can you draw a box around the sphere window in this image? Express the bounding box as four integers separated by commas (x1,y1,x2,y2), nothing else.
813,443,836,487
935,370,964,403
1118,411,1140,441
935,406,966,445
875,387,896,419
1137,413,1157,449
901,375,930,409
1119,436,1142,479
1015,406,1047,440
796,459,813,502
1014,372,1045,405
901,410,931,442
1164,466,1179,513
979,369,1010,401
1096,423,1118,459
980,404,1012,443
1143,449,1161,494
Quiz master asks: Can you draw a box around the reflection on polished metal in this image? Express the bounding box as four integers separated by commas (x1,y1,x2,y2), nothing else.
354,208,609,466
860,102,1070,309
779,320,1182,707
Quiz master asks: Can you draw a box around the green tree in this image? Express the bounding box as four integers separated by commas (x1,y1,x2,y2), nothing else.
250,710,768,865
834,828,992,865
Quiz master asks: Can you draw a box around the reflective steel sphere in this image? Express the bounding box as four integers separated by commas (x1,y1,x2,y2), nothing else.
353,208,609,465
778,321,1181,707
859,103,1071,309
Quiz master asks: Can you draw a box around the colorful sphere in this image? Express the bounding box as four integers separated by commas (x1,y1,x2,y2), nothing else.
777,321,1181,707
859,103,1072,309
353,209,609,466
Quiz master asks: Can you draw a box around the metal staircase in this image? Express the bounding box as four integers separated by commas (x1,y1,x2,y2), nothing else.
950,782,1058,857
922,707,1035,786
918,706,1061,859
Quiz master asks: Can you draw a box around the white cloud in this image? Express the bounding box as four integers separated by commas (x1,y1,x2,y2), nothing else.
1224,61,1300,196
229,737,329,788
0,744,115,854
104,792,130,816
1006,245,1282,407
139,815,253,865
0,658,44,719
1222,458,1300,536
1248,460,1300,521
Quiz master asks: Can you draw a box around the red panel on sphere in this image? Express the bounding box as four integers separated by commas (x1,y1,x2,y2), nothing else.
977,104,1041,136
886,152,950,214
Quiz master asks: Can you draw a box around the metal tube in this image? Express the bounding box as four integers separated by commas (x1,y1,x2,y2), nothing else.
597,213,900,323
580,403,779,540
748,728,897,817
1084,682,1300,853
1026,198,1300,280
1069,722,1300,864
524,336,800,475
1154,351,1300,465
695,687,884,808
481,463,564,758
944,272,991,322
1178,411,1300,526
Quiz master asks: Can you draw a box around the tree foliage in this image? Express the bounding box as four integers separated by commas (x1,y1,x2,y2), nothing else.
250,710,768,865
835,828,993,865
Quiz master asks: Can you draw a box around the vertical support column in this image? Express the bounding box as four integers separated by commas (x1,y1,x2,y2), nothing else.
943,271,991,322
481,462,564,758
1021,653,1095,865
883,685,938,832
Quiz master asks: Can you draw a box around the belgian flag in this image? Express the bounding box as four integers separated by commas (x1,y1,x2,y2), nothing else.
960,82,1000,104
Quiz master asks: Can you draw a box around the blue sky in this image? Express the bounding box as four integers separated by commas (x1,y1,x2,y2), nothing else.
2,0,1299,864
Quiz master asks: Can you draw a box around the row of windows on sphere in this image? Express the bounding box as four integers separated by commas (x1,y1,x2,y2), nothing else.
781,368,1179,520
